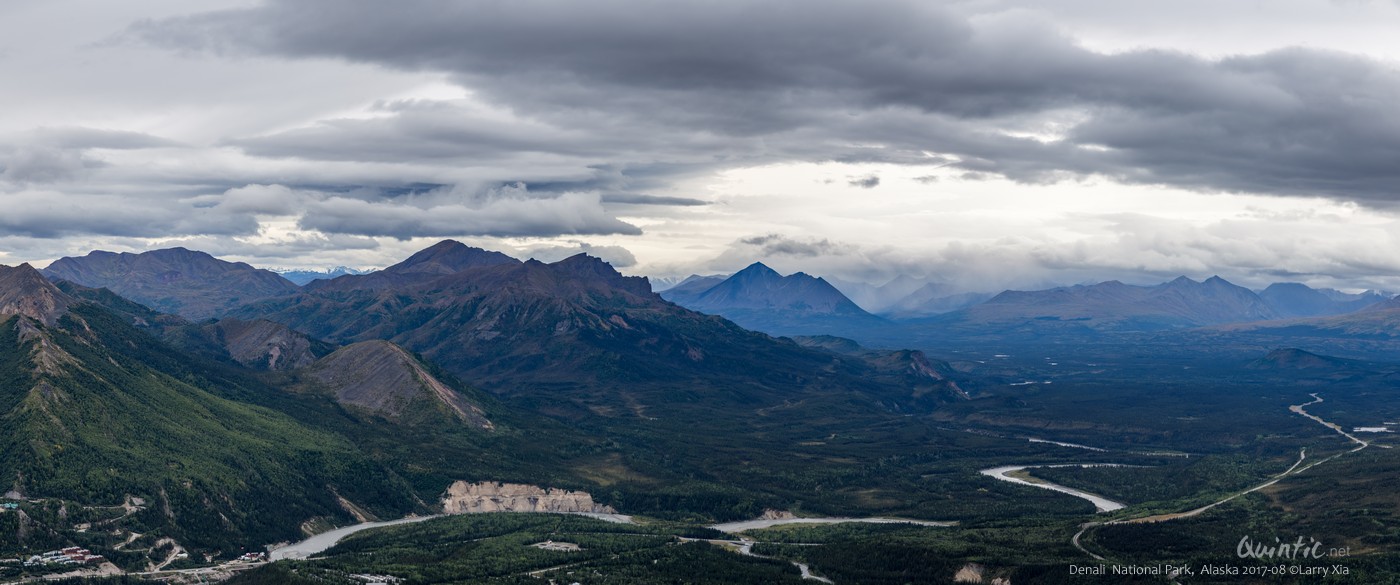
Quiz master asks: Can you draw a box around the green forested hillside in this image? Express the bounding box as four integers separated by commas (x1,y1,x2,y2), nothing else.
0,305,421,551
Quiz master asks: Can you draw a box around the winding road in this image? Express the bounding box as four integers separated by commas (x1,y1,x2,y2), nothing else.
1071,393,1374,560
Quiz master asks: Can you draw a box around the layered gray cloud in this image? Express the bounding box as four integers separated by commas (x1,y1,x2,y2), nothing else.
0,192,258,239
298,189,642,239
600,194,707,207
126,0,1400,203
4,0,1400,289
1,127,178,183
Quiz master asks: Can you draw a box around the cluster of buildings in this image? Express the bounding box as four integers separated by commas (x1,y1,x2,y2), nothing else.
24,547,105,567
235,551,267,562
0,502,19,511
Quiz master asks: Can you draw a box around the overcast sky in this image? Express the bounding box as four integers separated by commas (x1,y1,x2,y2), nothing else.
4,0,1400,293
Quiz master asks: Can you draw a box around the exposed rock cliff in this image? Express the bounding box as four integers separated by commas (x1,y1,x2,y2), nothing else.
207,318,322,370
306,341,493,429
440,482,615,514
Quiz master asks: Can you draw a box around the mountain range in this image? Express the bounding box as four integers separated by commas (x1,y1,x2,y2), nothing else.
229,245,940,421
11,239,1400,578
40,244,1390,340
5,240,981,554
904,276,1280,340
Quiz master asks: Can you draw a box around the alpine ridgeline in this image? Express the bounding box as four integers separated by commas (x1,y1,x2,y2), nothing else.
42,248,298,320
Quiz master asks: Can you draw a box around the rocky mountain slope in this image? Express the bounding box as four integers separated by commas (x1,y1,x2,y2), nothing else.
303,340,493,429
203,318,330,371
0,264,71,326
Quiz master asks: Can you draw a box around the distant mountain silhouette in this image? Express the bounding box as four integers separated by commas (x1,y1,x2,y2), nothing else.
42,247,298,320
883,282,993,318
1257,282,1388,318
827,274,928,313
1214,297,1400,341
929,276,1279,334
657,274,728,299
661,262,885,336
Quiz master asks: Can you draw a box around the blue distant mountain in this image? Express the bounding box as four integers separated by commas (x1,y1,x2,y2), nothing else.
924,275,1282,335
1256,282,1389,318
661,262,886,336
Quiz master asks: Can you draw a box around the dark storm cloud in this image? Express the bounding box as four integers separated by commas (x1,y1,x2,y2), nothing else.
738,234,851,258
128,0,1400,204
849,175,880,189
